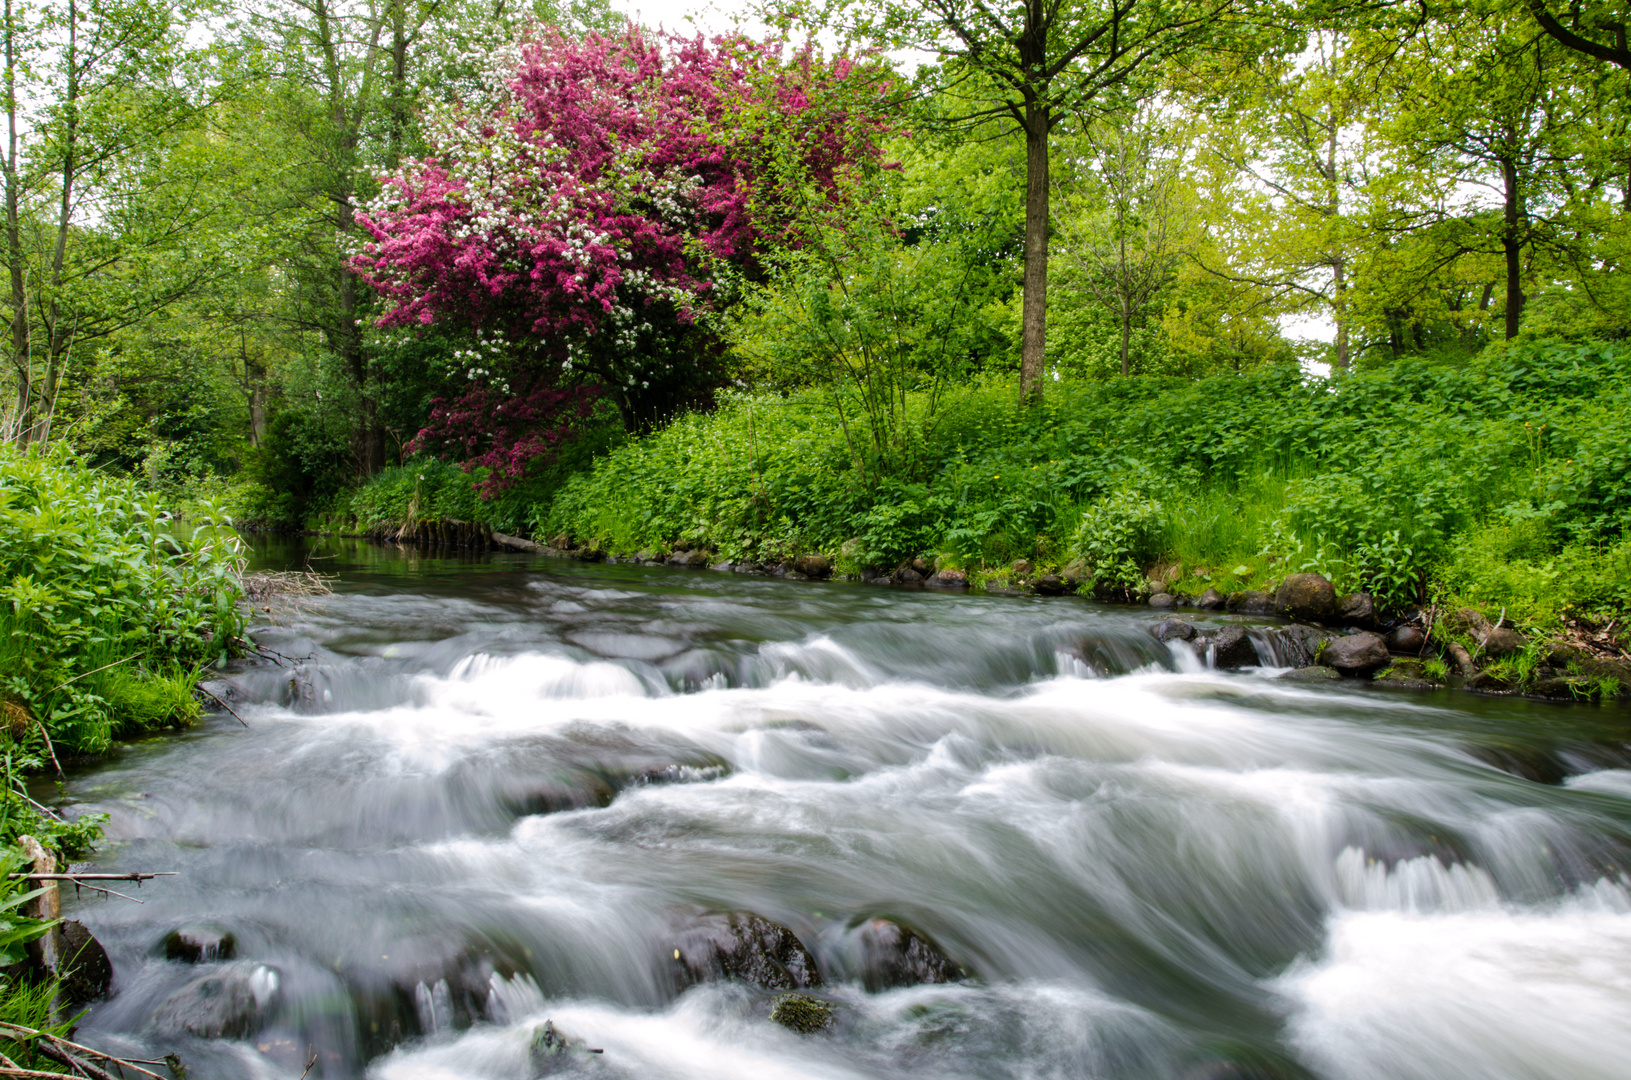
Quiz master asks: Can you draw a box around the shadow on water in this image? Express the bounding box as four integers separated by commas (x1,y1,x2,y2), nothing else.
49,534,1631,1080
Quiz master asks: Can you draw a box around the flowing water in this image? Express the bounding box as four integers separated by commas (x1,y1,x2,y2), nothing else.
50,537,1631,1080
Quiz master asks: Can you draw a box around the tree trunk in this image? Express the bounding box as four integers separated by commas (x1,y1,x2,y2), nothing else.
1501,157,1524,339
1120,310,1131,377
1020,103,1049,402
30,0,77,446
3,0,28,446
1331,256,1350,370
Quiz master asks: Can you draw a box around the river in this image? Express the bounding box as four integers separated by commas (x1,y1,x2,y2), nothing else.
50,537,1631,1080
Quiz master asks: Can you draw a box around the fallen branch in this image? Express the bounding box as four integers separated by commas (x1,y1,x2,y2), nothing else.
6,873,176,881
195,686,249,728
0,1023,167,1080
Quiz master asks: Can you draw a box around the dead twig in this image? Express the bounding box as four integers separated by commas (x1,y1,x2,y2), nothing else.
298,1049,318,1079
195,686,249,729
32,721,62,778
0,1023,167,1080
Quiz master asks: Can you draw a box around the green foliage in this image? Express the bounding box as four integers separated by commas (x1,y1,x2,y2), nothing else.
539,337,1631,634
0,445,244,756
1073,492,1168,593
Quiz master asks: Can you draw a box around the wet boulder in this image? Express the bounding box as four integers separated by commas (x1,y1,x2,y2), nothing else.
1210,625,1260,669
150,962,282,1039
1033,574,1067,596
1388,626,1427,654
1060,559,1090,588
1274,574,1337,622
1279,666,1341,682
1148,593,1175,608
1264,625,1326,669
1154,618,1197,643
930,568,969,588
57,921,113,1007
1226,590,1275,615
847,919,963,991
165,925,237,964
1319,632,1390,677
669,912,821,992
895,566,924,584
794,554,833,579
1339,591,1378,628
1198,588,1226,610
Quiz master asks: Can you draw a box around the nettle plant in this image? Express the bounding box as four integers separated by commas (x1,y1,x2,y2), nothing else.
359,25,892,477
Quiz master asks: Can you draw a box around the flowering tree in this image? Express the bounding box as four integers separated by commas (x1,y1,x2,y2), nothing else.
357,25,891,479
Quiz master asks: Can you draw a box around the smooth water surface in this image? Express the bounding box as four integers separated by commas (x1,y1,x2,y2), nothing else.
53,537,1631,1079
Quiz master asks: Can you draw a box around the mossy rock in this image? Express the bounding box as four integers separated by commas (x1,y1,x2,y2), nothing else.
1374,659,1443,690
769,992,834,1034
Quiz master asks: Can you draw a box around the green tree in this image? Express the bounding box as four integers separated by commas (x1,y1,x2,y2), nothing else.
821,0,1233,401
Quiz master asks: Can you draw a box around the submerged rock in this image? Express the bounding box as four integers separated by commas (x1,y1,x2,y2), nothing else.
769,992,834,1034
1274,574,1337,622
670,912,821,992
1154,618,1197,643
848,918,963,991
165,925,237,964
1320,632,1390,676
150,962,281,1039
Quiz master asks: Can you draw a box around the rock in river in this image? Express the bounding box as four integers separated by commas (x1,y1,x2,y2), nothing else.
846,918,964,991
1319,631,1390,677
1210,625,1260,669
165,925,237,963
150,962,282,1039
669,911,821,991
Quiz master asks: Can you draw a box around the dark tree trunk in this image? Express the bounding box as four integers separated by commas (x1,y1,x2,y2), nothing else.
1020,104,1049,402
1501,157,1525,339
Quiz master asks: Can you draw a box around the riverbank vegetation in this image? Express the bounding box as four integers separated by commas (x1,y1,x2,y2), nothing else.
0,0,1628,684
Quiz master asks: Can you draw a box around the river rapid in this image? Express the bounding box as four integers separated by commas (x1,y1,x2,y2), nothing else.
50,538,1631,1080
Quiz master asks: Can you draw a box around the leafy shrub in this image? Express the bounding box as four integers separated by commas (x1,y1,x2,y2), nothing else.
0,445,244,756
1072,491,1167,593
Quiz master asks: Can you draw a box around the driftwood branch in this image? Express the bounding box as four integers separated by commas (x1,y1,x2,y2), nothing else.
195,686,249,728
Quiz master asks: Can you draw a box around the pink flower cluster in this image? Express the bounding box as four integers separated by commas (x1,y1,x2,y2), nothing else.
358,26,886,344
356,25,889,488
